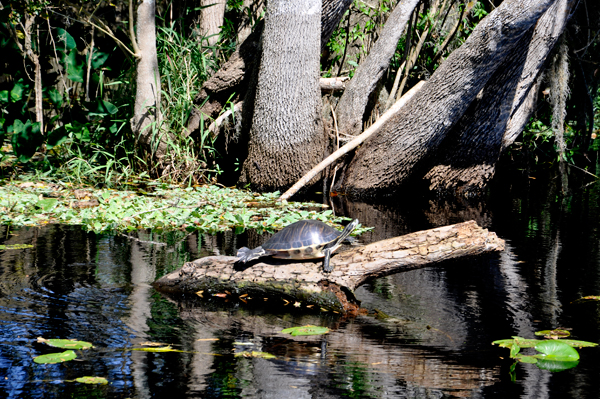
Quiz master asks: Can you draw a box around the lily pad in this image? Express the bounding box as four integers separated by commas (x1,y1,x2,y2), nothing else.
492,337,539,349
281,325,329,336
234,351,276,359
535,329,570,339
557,340,599,348
131,345,184,352
75,376,108,385
534,340,580,361
515,354,538,364
37,337,93,350
33,350,77,364
0,244,34,250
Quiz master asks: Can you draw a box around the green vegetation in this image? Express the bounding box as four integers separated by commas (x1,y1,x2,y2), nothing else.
0,179,368,234
281,325,330,336
493,329,598,377
1,1,598,197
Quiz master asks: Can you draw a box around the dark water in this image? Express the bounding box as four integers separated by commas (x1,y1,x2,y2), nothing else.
1,169,600,398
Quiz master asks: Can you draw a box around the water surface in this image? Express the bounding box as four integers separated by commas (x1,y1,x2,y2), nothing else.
1,170,600,398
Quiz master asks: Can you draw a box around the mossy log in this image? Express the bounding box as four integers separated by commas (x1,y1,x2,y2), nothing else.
153,220,504,314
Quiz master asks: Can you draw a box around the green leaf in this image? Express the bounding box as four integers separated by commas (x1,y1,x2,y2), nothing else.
0,244,34,250
281,325,329,336
556,339,598,348
47,87,63,106
130,346,184,352
11,119,43,162
534,340,580,361
36,198,58,212
64,49,84,82
56,28,76,50
46,126,70,149
10,80,25,102
97,100,118,115
515,354,538,364
234,351,276,359
37,337,93,350
0,90,8,103
33,350,77,364
75,376,108,385
509,343,521,358
89,50,109,69
66,121,91,142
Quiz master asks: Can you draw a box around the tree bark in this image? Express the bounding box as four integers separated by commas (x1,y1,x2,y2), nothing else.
424,0,576,196
335,0,420,137
131,0,165,157
321,0,353,52
197,0,226,47
185,0,352,139
238,0,327,192
340,0,555,198
153,220,504,314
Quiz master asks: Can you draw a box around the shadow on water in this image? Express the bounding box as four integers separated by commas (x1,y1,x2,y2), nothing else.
1,166,600,398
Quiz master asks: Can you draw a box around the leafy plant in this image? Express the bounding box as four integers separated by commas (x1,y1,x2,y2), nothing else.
33,350,77,364
281,325,329,336
493,331,597,376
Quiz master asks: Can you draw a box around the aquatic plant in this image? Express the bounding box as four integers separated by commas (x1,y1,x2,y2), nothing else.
493,329,597,376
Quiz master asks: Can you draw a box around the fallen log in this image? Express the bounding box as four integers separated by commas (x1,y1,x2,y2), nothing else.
153,220,504,314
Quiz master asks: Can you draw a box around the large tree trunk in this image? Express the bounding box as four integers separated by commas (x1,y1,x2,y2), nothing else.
185,0,352,139
237,0,327,192
154,220,504,314
321,0,353,51
335,0,420,137
196,0,226,47
339,0,555,198
424,0,576,197
131,0,165,157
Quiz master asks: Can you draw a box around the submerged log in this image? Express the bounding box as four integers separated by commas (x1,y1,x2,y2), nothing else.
153,221,504,314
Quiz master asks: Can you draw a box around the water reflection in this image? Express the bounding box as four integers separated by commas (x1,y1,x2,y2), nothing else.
1,172,600,398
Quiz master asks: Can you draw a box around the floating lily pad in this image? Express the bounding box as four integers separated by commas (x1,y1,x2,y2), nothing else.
534,340,580,361
281,325,329,336
515,354,538,364
0,244,34,250
235,351,276,359
557,340,598,348
37,337,93,350
493,337,539,349
131,345,184,352
34,350,77,364
572,295,600,303
75,376,108,385
535,329,570,339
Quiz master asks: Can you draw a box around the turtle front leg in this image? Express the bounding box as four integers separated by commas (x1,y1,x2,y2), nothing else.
323,248,334,272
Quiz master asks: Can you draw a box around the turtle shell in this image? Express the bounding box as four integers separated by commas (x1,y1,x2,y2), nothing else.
262,219,342,260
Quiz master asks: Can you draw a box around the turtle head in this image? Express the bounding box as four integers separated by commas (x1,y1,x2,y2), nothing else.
236,246,267,263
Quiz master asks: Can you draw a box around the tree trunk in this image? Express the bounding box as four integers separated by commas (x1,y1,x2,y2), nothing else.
423,0,575,196
197,0,226,47
153,220,504,314
321,0,353,52
185,0,352,138
340,0,555,198
238,0,327,192
237,0,265,47
131,0,165,157
335,0,420,137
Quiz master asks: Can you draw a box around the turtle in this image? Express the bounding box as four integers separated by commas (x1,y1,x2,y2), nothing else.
236,219,359,272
